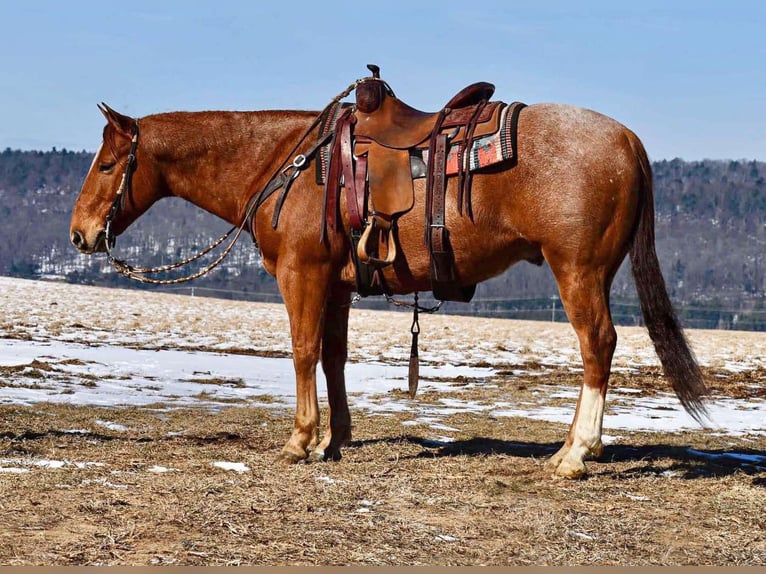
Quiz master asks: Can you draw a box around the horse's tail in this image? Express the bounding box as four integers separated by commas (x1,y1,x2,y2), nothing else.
627,134,709,423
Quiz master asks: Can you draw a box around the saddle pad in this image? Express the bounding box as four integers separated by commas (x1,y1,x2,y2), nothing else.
421,101,525,174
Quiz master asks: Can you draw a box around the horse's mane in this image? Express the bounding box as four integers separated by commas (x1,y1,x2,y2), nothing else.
138,110,318,160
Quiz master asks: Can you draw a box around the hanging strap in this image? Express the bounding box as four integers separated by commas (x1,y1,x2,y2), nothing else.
408,293,421,398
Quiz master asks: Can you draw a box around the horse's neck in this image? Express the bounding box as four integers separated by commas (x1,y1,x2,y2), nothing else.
147,111,316,225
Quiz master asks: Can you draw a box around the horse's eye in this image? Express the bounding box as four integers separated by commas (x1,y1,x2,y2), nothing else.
98,162,116,173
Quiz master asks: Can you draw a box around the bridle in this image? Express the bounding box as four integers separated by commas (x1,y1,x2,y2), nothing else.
102,118,258,285
100,76,367,285
104,121,139,252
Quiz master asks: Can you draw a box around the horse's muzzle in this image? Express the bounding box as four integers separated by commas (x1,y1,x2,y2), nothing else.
70,229,106,254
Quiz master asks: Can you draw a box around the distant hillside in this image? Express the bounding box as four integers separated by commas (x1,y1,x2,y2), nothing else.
1,147,764,330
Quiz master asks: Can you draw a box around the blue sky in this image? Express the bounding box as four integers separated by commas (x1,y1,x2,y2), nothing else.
1,0,764,160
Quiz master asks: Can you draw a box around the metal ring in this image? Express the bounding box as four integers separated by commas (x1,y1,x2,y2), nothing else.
292,154,307,169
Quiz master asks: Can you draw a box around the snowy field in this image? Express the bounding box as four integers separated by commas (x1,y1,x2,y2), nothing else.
1,275,765,440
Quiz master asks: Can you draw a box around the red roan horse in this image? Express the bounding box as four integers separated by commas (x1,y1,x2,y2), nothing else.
70,78,708,478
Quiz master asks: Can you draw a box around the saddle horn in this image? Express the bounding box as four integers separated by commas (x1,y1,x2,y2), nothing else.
357,64,388,113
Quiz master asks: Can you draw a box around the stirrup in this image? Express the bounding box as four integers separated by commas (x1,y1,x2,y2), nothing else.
357,214,397,268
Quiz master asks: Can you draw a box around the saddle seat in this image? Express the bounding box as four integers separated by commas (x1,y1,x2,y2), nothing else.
354,79,497,149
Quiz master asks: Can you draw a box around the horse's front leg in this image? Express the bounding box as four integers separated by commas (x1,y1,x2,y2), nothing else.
277,262,331,463
309,284,353,462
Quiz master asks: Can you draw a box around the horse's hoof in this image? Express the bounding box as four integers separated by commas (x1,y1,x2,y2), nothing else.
324,448,342,462
307,448,325,463
307,447,342,463
587,442,604,460
277,450,306,465
545,456,561,471
552,458,588,479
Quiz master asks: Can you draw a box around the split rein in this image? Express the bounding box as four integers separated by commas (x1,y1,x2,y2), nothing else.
103,79,364,285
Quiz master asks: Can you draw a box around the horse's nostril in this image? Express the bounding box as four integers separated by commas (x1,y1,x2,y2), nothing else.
71,230,84,248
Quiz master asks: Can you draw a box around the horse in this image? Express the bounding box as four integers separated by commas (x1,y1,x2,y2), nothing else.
69,81,708,478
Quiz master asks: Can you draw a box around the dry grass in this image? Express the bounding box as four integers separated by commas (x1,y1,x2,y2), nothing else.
0,277,764,565
1,374,764,566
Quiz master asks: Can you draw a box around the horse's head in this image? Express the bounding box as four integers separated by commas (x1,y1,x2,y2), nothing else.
70,104,164,254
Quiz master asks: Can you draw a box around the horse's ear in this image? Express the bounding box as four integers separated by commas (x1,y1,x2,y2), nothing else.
98,102,136,136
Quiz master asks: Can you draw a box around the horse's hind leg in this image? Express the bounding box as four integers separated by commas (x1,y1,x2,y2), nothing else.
309,285,353,462
546,266,617,478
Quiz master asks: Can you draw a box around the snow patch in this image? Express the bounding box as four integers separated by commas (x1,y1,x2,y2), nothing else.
148,465,178,473
211,461,250,473
95,420,130,432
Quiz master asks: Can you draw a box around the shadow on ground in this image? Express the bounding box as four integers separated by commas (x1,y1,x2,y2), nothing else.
349,435,766,482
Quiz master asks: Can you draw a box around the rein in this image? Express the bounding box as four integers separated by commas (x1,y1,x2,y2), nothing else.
102,122,253,285
102,76,368,285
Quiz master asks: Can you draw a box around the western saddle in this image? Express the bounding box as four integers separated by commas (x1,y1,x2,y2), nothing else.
322,64,524,302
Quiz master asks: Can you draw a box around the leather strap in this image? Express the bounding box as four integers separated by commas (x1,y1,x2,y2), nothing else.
457,100,487,217
429,133,449,256
271,174,295,229
423,109,448,243
339,116,366,231
351,154,367,230
322,109,352,240
429,133,456,285
427,117,481,300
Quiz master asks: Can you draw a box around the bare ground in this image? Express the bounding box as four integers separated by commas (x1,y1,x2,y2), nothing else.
0,278,764,565
0,369,764,566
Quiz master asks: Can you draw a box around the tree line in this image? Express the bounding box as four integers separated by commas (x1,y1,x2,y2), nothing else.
1,147,764,330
